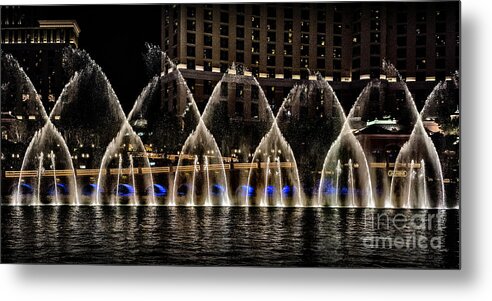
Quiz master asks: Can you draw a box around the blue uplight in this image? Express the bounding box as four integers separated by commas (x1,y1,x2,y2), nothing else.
266,186,276,196
237,185,254,197
48,183,69,196
19,183,34,195
340,187,349,195
282,185,294,197
212,184,225,196
82,184,102,196
323,181,336,195
114,184,135,197
147,184,167,197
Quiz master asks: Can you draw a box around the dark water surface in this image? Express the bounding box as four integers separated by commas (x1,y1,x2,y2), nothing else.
1,206,459,268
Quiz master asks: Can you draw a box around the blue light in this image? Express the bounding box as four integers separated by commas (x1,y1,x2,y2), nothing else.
212,184,225,196
323,181,336,195
147,184,167,197
48,183,69,196
237,185,254,197
82,184,102,196
340,187,349,195
282,185,294,197
19,183,33,195
114,184,135,197
266,186,276,196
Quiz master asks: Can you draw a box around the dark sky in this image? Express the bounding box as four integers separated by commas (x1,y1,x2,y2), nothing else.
29,5,161,113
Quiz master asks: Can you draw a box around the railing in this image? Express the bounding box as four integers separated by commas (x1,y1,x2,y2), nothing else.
4,163,236,178
3,161,422,178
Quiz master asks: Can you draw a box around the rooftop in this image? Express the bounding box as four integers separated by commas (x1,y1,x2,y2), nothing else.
354,119,411,135
38,20,81,36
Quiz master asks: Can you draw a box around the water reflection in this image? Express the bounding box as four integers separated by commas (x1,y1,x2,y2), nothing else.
1,207,459,268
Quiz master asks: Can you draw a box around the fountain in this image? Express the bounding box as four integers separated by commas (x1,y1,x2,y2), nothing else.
389,80,447,208
1,53,48,141
2,54,50,203
1,47,457,208
246,114,303,207
128,45,200,149
2,53,80,205
96,121,156,206
127,46,208,206
318,77,374,208
275,75,345,204
49,48,154,205
172,107,230,206
15,121,79,205
200,65,276,206
50,48,128,169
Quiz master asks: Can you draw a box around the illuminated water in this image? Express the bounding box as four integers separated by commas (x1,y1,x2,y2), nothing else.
1,206,459,268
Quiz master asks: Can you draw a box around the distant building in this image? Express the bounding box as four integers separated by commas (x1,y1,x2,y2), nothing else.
1,6,80,173
1,6,80,113
160,2,459,119
354,118,411,162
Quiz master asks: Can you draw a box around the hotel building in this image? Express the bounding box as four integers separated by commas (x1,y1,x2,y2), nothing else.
161,2,459,119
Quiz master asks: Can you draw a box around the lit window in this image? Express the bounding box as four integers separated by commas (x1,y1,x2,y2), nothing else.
187,20,196,31
187,7,196,18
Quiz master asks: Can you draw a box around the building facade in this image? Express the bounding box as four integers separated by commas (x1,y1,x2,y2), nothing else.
1,6,80,174
161,2,459,118
1,6,80,113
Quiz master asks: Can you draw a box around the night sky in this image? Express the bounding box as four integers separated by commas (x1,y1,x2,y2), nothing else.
28,5,161,112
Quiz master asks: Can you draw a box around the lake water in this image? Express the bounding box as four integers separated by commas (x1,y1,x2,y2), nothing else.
1,206,459,268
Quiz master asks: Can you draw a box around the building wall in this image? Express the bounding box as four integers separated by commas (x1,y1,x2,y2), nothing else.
1,6,80,114
158,3,459,119
1,6,80,171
